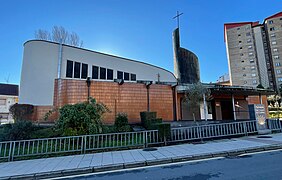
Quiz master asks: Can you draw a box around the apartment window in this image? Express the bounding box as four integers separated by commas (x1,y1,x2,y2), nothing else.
250,59,254,63
247,39,251,43
269,20,273,24
238,34,241,37
251,73,256,77
270,27,275,31
237,27,240,30
130,74,136,81
66,60,73,78
242,67,245,70
244,81,247,84
272,41,277,45
92,66,99,79
239,41,242,43
0,99,6,105
248,45,252,49
271,33,276,38
239,47,243,50
241,60,245,63
124,72,129,81
100,67,106,79
280,18,282,20
274,55,280,59
81,63,88,79
275,62,281,67
107,69,113,80
243,74,246,77
240,53,244,56
246,32,251,36
277,70,281,74
274,48,278,52
278,78,282,82
74,62,81,78
253,80,257,84
249,52,253,56
117,71,123,79
251,66,256,70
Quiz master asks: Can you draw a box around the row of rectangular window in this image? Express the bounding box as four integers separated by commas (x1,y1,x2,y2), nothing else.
66,60,137,81
243,80,257,85
66,60,88,79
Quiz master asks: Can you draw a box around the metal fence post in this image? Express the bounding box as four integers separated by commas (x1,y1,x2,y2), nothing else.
8,142,15,162
80,136,84,154
143,131,147,148
243,122,247,136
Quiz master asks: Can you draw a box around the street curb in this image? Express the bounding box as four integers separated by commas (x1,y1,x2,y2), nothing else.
3,144,282,180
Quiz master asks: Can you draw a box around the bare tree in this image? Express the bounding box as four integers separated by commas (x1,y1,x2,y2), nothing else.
52,26,68,44
34,26,83,47
35,29,51,40
69,32,83,47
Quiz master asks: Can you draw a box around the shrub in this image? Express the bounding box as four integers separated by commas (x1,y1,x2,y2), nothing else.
1,120,35,141
157,123,171,144
56,98,109,136
9,104,34,121
114,113,132,132
31,127,63,139
140,111,157,129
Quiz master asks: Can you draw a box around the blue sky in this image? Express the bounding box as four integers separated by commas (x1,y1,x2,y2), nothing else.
0,0,282,85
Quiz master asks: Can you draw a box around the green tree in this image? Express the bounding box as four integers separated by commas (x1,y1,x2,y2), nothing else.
184,83,211,121
56,98,109,136
114,113,131,132
256,84,265,89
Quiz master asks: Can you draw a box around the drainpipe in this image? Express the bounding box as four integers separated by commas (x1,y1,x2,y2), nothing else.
171,83,178,121
145,81,152,112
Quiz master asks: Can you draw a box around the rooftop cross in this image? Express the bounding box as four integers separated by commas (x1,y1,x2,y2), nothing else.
173,11,183,29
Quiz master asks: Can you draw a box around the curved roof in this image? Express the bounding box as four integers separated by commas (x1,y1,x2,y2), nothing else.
24,40,176,79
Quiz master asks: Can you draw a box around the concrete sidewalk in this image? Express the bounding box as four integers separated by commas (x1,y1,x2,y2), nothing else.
1,133,282,180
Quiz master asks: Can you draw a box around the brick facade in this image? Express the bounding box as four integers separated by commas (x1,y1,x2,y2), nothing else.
51,79,174,124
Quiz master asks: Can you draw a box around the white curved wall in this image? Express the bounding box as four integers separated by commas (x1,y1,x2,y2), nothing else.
19,40,176,105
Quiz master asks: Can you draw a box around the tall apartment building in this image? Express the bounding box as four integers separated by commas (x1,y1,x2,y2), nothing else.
224,12,282,92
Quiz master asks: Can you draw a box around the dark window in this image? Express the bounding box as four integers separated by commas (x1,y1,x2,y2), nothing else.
81,63,88,79
239,41,242,43
74,62,81,78
100,67,106,79
130,74,136,81
107,69,113,80
92,66,99,79
66,60,73,78
117,71,123,79
124,72,129,80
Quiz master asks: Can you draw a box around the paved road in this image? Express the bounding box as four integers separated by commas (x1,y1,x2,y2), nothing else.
65,150,282,180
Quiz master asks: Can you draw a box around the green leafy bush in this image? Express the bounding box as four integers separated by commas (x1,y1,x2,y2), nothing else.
157,123,171,144
56,98,109,136
9,104,34,121
114,113,132,132
140,111,157,129
31,127,63,139
1,120,35,141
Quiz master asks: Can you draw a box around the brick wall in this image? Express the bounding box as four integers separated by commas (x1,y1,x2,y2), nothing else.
29,106,57,123
247,95,269,116
53,79,174,124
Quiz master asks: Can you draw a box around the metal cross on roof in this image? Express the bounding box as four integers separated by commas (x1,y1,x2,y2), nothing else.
173,11,183,29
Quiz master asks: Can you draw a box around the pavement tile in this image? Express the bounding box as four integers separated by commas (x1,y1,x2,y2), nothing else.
1,133,282,179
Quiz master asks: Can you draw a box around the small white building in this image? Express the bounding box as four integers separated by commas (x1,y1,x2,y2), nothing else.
0,84,19,124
